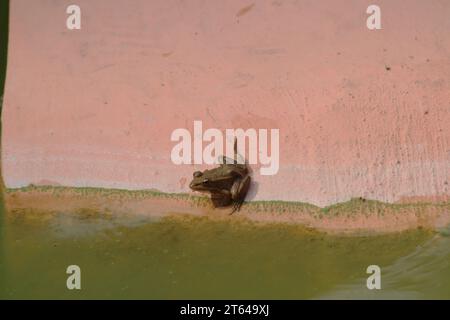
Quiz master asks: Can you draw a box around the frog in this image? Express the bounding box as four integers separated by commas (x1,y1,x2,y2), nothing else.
189,138,251,214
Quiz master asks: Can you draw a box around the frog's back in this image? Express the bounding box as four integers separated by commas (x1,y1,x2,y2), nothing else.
221,163,248,177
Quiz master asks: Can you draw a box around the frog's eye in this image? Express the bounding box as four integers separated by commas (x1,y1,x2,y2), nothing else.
202,178,209,184
193,171,202,178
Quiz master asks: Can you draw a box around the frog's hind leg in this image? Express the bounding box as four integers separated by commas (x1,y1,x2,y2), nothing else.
230,175,251,215
218,137,246,167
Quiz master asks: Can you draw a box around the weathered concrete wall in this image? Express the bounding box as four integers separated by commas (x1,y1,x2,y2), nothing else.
2,0,449,206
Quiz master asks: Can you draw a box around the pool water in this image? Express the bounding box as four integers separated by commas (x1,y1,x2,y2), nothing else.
0,203,449,299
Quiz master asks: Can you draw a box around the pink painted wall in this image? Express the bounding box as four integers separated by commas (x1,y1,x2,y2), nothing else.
2,0,449,206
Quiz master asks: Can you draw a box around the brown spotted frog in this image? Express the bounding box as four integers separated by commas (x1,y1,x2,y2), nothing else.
189,139,251,213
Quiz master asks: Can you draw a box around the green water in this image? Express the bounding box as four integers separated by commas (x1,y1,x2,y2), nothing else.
0,206,449,299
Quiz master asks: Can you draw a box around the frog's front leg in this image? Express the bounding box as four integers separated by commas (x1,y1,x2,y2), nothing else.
230,175,251,214
210,190,232,208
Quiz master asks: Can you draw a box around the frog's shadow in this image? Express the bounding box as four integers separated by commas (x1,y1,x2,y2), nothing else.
245,165,259,201
245,180,259,201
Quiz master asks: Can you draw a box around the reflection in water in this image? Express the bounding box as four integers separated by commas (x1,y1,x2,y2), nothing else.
0,209,448,299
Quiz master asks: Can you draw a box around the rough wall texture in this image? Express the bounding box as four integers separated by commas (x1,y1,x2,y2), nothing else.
2,0,449,206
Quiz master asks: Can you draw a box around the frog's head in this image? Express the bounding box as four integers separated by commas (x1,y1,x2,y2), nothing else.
189,170,216,192
189,166,237,192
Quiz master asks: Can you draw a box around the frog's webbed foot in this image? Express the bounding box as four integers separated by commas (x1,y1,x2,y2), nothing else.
229,204,238,215
218,138,246,167
229,201,243,215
